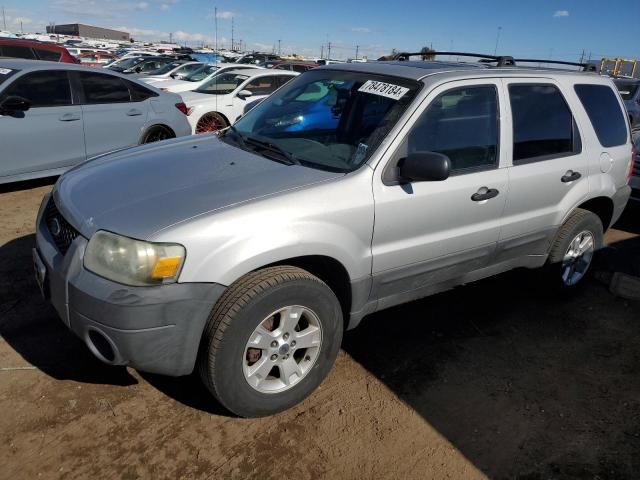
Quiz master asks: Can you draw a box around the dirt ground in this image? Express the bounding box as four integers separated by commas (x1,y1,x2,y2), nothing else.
0,178,638,480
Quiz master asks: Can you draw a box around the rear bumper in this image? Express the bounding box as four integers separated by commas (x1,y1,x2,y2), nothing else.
35,193,226,376
611,185,632,226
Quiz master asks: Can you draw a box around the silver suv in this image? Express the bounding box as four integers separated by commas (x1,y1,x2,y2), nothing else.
34,55,633,417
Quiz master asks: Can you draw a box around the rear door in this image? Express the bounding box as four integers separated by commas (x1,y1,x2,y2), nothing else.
497,79,590,260
0,69,85,178
75,71,150,157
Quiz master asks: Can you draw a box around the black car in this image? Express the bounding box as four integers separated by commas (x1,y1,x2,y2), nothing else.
108,55,191,74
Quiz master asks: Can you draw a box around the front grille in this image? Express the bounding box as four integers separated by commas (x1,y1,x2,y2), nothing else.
44,198,80,255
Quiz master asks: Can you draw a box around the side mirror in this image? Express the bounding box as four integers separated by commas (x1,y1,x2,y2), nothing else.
0,95,31,114
237,89,254,100
398,151,451,182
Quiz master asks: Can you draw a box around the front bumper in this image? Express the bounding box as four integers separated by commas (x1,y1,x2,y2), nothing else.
35,193,226,376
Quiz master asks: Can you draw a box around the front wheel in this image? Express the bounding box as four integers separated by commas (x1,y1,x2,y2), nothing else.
198,266,343,417
545,208,603,289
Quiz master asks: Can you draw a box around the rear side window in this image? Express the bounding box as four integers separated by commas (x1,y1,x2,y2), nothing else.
407,85,499,172
35,49,62,62
509,84,578,163
79,72,131,104
574,84,628,147
1,45,36,59
127,81,158,102
2,70,71,107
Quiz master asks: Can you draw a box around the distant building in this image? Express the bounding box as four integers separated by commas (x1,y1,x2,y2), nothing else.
46,24,130,42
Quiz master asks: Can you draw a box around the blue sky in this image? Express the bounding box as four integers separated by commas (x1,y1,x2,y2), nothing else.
2,0,639,60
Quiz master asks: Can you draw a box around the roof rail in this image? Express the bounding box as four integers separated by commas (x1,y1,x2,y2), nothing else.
383,51,595,72
513,58,597,72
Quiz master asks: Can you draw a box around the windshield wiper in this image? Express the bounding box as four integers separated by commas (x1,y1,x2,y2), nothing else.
243,134,301,166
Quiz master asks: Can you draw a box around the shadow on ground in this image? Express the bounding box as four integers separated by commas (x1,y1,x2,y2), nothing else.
343,204,640,479
0,176,57,195
0,234,136,386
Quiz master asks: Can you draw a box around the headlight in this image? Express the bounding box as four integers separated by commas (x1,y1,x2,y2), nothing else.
84,231,185,286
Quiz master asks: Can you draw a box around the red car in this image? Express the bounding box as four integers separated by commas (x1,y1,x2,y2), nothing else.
0,38,77,63
76,52,118,67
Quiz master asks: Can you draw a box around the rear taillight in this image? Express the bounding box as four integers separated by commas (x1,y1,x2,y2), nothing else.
628,143,637,183
175,102,188,115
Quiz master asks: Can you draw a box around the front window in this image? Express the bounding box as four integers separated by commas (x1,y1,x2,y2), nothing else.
195,73,249,95
227,70,421,172
183,65,218,82
614,80,639,101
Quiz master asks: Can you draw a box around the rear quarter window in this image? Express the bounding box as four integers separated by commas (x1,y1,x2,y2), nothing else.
574,84,628,147
35,49,62,62
0,45,36,60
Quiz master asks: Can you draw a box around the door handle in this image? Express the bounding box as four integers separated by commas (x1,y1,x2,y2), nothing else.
471,187,499,202
561,170,582,183
126,109,143,116
59,113,80,122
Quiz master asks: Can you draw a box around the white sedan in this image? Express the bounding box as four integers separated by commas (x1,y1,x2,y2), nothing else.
181,69,299,133
156,64,261,93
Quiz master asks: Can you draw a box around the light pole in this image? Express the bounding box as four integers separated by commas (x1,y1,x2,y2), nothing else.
493,26,502,55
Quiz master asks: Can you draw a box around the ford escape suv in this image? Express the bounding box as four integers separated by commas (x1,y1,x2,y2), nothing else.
34,53,633,417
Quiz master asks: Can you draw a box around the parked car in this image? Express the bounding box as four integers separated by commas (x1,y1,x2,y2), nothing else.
181,69,298,133
270,61,318,73
156,63,261,93
67,47,112,57
108,56,178,75
0,38,76,63
236,53,281,65
0,59,191,184
139,61,204,83
614,78,640,130
33,58,633,418
104,55,147,72
76,52,118,67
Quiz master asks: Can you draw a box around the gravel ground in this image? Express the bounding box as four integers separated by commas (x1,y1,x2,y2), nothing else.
0,178,638,480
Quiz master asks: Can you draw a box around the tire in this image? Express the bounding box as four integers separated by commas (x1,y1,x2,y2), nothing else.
141,125,175,144
195,112,229,134
198,266,343,417
545,208,603,290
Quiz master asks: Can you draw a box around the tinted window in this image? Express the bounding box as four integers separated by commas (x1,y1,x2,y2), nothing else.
1,45,36,59
291,64,310,73
79,72,131,103
2,70,71,107
509,84,576,163
35,49,62,61
244,76,279,96
575,84,628,147
275,64,291,71
127,81,158,102
407,86,499,172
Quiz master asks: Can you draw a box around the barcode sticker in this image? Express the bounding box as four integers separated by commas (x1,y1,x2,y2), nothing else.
358,80,409,100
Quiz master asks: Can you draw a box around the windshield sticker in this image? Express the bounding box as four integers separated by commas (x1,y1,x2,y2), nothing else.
0,68,12,75
358,80,409,100
353,143,369,164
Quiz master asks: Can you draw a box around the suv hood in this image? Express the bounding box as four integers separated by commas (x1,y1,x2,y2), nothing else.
54,135,342,240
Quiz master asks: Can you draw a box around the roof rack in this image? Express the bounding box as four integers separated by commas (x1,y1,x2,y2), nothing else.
384,51,595,72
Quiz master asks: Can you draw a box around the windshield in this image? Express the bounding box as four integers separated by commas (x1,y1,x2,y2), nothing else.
195,72,249,94
111,57,143,70
614,80,639,100
183,64,218,82
229,70,421,172
148,62,182,75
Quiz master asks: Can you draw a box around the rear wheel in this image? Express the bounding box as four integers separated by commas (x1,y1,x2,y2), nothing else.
195,112,228,134
141,125,174,144
546,208,603,290
198,266,343,417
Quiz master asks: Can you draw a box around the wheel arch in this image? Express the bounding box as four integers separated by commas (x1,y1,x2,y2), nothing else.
576,196,614,231
139,124,176,144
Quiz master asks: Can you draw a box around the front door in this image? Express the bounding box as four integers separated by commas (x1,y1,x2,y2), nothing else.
371,79,508,306
0,70,85,179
